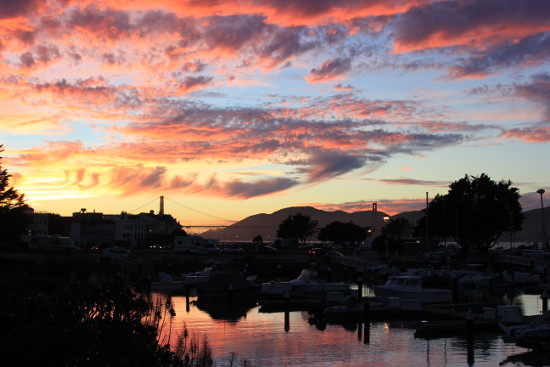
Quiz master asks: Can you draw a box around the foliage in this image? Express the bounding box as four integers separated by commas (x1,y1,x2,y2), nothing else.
317,221,368,249
252,235,263,245
0,259,213,367
380,217,413,252
415,173,524,253
0,145,30,243
384,217,413,243
276,213,318,247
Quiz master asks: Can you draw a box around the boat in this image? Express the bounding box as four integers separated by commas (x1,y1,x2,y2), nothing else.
150,266,216,292
290,269,350,294
182,266,215,285
261,269,350,296
197,268,259,302
499,310,550,340
150,273,188,292
372,275,451,304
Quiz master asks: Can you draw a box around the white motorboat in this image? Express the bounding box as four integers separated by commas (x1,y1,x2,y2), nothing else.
261,269,350,295
182,266,215,285
290,269,350,293
500,310,550,339
372,275,451,304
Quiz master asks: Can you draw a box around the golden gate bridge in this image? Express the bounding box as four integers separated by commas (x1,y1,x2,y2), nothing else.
127,196,271,239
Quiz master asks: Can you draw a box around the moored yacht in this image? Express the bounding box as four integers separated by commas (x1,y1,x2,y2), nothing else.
372,275,451,304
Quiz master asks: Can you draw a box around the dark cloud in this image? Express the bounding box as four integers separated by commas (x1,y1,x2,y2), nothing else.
259,27,316,66
102,53,116,64
305,152,365,182
183,60,208,73
18,44,61,68
0,0,38,18
223,177,299,197
395,0,550,50
179,76,214,93
135,10,184,35
203,15,267,51
169,175,196,189
334,83,356,92
13,30,36,45
263,0,335,19
35,44,60,63
109,164,166,191
450,33,550,78
68,5,132,40
308,58,352,82
390,0,550,78
514,73,550,119
369,178,449,186
20,51,35,68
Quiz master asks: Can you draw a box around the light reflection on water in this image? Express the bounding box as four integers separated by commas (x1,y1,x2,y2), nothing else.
158,293,545,367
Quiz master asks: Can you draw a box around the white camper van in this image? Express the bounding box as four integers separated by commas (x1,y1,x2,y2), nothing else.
28,235,77,252
174,235,220,254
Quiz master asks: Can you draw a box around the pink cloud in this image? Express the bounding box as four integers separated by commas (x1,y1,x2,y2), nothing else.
502,127,550,143
310,198,427,216
15,140,87,166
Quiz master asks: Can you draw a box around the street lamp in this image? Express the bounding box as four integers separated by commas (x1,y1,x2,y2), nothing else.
537,188,547,250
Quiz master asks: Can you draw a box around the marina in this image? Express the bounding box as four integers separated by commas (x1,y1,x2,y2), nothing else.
157,292,548,367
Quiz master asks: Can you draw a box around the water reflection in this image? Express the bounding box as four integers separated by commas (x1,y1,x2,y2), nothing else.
156,292,540,366
195,298,257,322
500,351,550,367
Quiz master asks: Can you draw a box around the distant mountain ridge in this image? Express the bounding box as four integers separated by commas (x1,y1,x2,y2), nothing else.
202,206,389,242
201,205,549,245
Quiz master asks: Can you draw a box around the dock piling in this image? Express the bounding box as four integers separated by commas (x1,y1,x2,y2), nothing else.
363,302,370,344
185,285,190,312
466,309,475,366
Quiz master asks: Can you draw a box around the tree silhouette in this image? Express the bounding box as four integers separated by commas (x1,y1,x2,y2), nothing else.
0,260,211,367
0,146,30,244
416,173,523,253
383,217,413,251
252,235,263,245
276,213,318,247
318,221,368,249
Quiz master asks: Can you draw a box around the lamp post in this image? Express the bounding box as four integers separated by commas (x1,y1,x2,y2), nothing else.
537,189,547,250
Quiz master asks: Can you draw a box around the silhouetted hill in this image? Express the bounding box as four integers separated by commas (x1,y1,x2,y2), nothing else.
511,206,550,244
201,205,550,245
202,206,390,242
392,211,425,224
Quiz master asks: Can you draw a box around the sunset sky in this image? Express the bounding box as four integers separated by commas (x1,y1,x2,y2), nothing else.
1,0,549,225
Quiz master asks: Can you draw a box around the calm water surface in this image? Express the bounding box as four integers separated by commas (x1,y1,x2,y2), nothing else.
159,293,548,367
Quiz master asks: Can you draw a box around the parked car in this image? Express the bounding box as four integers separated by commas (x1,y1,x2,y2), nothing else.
220,245,245,254
255,245,278,254
308,247,326,256
101,247,131,260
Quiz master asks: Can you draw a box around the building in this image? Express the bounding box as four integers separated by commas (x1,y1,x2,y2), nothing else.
26,208,183,249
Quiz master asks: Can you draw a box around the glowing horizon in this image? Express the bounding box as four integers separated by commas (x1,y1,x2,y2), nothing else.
1,0,549,224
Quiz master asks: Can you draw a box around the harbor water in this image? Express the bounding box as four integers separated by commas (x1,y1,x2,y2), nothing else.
158,292,549,367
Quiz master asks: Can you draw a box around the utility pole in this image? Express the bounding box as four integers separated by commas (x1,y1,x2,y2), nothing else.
426,192,430,251
537,189,547,250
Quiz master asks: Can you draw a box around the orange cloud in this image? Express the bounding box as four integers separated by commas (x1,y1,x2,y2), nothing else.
309,198,427,216
89,0,420,27
502,127,550,143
